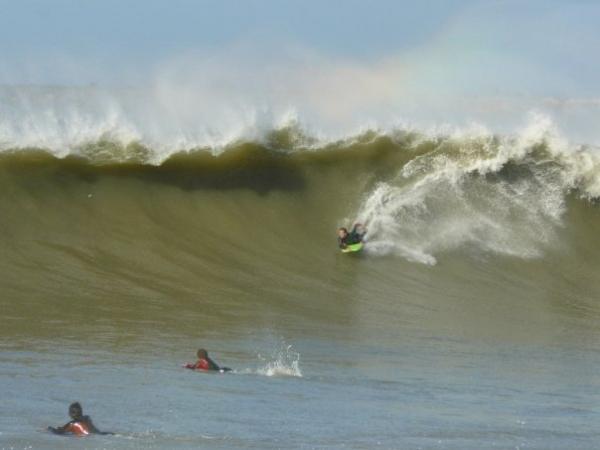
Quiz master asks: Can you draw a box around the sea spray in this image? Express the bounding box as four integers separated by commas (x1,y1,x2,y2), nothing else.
356,115,586,264
255,344,302,378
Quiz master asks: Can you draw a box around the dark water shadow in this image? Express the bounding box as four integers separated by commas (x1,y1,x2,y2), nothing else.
96,144,307,194
0,133,425,194
0,144,307,194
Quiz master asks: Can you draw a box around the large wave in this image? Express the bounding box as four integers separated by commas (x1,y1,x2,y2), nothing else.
2,85,600,266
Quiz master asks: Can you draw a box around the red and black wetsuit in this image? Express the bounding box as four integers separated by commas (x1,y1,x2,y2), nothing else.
65,420,92,436
49,416,102,436
185,357,220,371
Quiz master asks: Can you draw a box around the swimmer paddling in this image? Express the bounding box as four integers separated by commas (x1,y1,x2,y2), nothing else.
183,348,232,373
48,402,112,436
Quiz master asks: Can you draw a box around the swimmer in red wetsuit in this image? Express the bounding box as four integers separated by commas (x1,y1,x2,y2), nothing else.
48,402,111,436
184,348,231,372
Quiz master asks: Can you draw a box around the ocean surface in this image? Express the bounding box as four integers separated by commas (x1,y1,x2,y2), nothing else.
1,86,600,449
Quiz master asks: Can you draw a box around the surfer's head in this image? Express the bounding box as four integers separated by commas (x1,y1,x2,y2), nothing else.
337,227,348,238
69,402,83,420
197,348,208,359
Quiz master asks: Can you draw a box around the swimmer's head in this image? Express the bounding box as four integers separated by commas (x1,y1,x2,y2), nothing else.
337,227,348,238
69,402,83,420
197,349,208,359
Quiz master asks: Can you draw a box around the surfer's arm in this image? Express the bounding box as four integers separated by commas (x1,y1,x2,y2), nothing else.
351,224,366,242
352,223,366,235
48,422,70,434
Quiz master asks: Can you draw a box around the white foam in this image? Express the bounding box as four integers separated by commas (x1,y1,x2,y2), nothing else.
254,344,302,378
356,114,594,264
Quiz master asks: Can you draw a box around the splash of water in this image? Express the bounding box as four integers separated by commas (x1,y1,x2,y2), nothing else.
255,344,302,378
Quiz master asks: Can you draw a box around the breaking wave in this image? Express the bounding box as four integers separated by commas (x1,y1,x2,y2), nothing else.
1,87,600,267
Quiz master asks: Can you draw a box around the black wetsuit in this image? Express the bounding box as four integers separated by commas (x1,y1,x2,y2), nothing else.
338,226,365,248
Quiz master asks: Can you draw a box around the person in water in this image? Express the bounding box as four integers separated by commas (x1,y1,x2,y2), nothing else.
337,223,366,249
184,348,231,372
48,402,110,436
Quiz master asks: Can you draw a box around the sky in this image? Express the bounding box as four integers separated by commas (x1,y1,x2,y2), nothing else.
0,0,470,77
0,0,598,95
0,0,470,61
